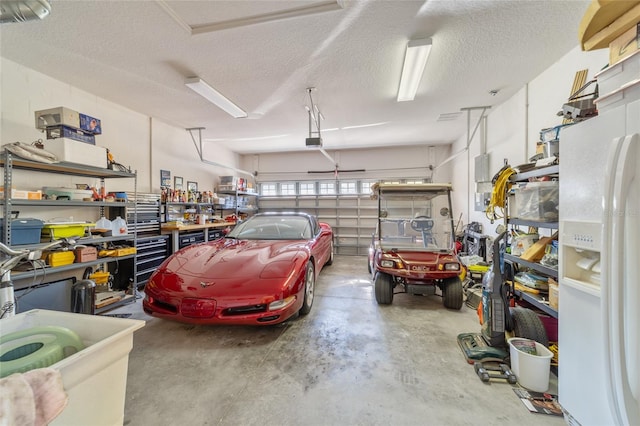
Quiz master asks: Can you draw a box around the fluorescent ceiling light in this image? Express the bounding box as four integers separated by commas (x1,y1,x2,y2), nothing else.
397,38,432,102
191,1,344,34
158,1,344,35
185,77,247,118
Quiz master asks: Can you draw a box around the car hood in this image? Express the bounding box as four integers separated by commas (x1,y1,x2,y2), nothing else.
162,238,307,281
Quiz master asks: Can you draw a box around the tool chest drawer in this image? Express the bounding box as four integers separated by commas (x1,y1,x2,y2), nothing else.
178,231,205,248
208,229,224,241
135,235,169,286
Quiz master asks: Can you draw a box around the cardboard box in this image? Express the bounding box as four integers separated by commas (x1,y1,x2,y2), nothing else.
610,22,640,65
46,125,95,145
0,187,42,200
79,113,102,135
548,281,559,311
75,246,98,262
0,309,144,426
40,138,107,168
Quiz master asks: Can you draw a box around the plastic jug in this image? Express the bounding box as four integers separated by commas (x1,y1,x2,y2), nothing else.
95,216,112,231
112,216,127,236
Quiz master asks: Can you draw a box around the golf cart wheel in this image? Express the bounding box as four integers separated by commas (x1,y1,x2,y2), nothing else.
374,272,393,305
510,306,549,347
442,276,463,310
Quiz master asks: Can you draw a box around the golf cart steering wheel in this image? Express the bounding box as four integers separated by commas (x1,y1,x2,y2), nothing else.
410,216,434,232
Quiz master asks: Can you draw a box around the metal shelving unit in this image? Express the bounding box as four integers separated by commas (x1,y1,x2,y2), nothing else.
1,150,139,313
506,164,559,318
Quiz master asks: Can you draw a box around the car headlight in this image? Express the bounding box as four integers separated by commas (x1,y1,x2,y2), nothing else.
268,296,296,311
380,259,395,268
444,263,460,271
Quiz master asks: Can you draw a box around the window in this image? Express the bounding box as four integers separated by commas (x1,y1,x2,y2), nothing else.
360,180,376,194
280,183,296,196
318,181,336,195
340,181,357,194
299,182,315,195
260,183,277,196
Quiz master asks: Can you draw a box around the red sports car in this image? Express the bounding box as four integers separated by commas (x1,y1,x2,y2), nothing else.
143,212,333,325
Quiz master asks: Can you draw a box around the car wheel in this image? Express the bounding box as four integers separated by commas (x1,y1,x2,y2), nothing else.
374,272,393,304
325,240,334,266
510,306,549,347
442,276,463,310
299,261,315,315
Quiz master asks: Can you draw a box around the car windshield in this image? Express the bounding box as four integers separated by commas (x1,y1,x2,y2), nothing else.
227,215,313,240
374,184,455,251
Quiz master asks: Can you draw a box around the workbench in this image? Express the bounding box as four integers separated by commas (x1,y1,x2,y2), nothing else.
161,222,235,253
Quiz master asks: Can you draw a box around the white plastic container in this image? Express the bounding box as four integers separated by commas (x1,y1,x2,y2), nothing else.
40,138,107,169
95,216,112,231
508,337,553,392
111,216,128,236
1,309,144,426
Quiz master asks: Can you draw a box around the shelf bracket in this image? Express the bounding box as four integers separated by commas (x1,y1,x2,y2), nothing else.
186,127,254,178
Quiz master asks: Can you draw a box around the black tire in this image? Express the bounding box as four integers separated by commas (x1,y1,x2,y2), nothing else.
325,241,334,266
374,272,393,304
299,262,315,315
510,306,549,347
442,276,463,310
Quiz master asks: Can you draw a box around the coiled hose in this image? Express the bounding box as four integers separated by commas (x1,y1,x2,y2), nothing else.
486,165,516,223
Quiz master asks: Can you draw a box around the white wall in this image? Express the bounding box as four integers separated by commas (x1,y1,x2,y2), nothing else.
240,144,452,184
0,57,239,197
450,45,609,238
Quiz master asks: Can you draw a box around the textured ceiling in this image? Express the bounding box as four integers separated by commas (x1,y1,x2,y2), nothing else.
0,0,590,154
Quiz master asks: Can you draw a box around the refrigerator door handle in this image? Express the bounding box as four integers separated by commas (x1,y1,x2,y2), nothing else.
603,133,640,426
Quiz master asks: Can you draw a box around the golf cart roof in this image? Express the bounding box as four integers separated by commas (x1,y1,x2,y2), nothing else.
372,183,453,196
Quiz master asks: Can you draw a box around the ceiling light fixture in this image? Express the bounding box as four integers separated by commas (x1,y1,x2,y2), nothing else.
0,0,51,23
190,1,344,34
185,77,247,118
397,38,432,102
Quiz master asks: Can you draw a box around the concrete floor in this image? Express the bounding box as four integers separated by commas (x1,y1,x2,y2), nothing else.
115,255,564,426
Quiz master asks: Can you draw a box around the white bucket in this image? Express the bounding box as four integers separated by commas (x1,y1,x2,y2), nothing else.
508,337,553,392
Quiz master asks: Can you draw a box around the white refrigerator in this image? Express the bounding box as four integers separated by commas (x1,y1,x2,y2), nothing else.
559,72,639,425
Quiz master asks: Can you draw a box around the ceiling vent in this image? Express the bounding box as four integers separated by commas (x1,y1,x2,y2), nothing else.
0,0,51,23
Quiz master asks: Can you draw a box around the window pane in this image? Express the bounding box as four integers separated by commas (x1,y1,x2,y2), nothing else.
340,181,357,194
261,183,277,196
318,181,336,194
360,180,376,194
300,182,315,195
280,183,296,195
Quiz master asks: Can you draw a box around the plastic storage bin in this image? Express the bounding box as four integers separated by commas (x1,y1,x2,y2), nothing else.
512,181,559,222
41,222,95,240
508,337,553,392
1,309,144,426
0,217,44,245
